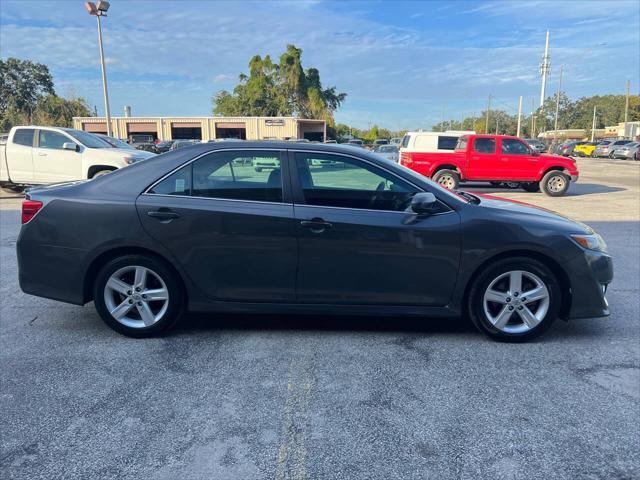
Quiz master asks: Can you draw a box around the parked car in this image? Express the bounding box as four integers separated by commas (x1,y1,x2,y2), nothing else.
573,142,599,157
374,144,399,163
611,141,639,159
128,134,156,151
324,139,337,144
400,134,579,196
345,139,365,148
390,137,403,146
169,140,200,151
253,155,280,171
155,140,176,153
607,140,634,158
557,141,588,157
592,140,614,157
524,138,546,154
373,139,389,147
1,126,155,191
16,142,612,342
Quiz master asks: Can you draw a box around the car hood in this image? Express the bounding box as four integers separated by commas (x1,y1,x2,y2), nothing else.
475,193,592,234
99,147,156,161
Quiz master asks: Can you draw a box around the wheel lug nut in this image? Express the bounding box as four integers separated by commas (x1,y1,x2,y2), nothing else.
521,297,526,302
137,302,142,306
127,290,132,295
128,299,133,304
518,306,523,310
508,306,514,311
142,294,147,299
506,297,511,303
135,287,141,292
514,292,519,297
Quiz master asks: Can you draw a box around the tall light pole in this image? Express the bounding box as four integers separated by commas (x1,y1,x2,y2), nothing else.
553,64,564,146
85,1,113,137
516,95,523,138
591,106,597,142
624,79,630,139
539,30,551,135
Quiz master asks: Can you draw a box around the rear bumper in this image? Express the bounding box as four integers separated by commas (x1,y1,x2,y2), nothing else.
562,249,613,319
17,229,88,306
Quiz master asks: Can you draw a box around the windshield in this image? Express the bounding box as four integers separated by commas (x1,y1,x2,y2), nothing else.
66,129,112,148
100,135,135,150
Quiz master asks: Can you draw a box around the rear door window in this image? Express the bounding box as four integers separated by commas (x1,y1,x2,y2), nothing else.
12,129,35,147
473,138,496,154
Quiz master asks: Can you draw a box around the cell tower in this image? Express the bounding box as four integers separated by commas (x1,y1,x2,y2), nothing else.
539,30,550,108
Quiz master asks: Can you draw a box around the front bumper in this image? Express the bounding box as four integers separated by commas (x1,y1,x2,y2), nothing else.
570,173,579,182
562,249,613,319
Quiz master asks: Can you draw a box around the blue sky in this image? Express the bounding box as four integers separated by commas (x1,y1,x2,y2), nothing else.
1,0,638,130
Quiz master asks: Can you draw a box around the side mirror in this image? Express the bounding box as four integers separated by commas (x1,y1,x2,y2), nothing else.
411,192,439,215
63,142,78,151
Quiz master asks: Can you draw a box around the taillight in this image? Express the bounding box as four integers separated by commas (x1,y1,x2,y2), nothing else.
400,152,413,167
22,200,43,224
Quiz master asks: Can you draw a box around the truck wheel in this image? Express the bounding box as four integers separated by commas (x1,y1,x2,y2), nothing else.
91,169,114,178
522,182,540,192
540,171,570,197
433,169,459,190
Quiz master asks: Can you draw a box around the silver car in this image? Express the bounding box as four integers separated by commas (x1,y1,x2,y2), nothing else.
524,138,546,154
612,141,639,159
374,144,399,163
607,140,634,158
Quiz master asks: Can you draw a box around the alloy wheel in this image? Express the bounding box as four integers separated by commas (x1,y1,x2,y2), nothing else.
103,265,169,328
482,270,550,334
437,175,456,189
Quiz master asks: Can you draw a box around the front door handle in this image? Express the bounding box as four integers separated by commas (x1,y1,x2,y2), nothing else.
300,218,332,233
147,209,180,222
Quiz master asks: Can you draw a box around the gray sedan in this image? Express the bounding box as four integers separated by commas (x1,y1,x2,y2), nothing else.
17,142,612,342
612,141,639,159
373,144,399,163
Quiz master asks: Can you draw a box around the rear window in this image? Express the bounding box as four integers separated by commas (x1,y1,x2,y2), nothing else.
401,135,410,148
13,129,35,147
437,136,459,150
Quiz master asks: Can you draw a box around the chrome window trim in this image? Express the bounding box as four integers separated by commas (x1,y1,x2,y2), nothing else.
143,147,285,195
142,146,455,215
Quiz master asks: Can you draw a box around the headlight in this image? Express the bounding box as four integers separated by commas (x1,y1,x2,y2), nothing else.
571,233,607,252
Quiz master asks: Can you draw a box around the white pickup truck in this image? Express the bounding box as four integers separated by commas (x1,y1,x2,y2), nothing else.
1,126,155,192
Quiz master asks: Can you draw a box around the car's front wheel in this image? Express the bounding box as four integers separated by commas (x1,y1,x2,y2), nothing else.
468,257,561,342
93,254,184,338
540,170,570,196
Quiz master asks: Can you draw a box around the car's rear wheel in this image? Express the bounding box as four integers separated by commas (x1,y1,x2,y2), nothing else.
468,257,561,342
433,169,460,190
540,170,570,196
522,182,540,192
93,254,184,338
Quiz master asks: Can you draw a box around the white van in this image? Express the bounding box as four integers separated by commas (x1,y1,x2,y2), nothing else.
399,130,475,154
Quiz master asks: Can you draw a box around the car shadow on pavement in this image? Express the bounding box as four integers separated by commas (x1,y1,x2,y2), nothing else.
170,312,477,337
465,183,625,197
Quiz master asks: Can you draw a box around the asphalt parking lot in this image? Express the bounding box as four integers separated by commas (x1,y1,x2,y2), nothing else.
1,157,639,480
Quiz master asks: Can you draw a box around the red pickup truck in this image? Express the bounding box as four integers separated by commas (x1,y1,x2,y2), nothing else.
400,134,579,196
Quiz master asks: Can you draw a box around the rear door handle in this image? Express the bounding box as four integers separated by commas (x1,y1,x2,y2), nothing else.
38,153,47,156
300,218,332,233
147,209,180,222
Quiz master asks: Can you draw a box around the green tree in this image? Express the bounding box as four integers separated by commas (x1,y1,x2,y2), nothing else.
0,57,55,126
32,94,92,128
213,44,347,124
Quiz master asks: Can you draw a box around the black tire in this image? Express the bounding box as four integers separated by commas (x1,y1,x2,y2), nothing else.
467,257,561,342
93,254,184,338
432,169,460,190
540,170,570,197
91,169,114,178
521,182,540,192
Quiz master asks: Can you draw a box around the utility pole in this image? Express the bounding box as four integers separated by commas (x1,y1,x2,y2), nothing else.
539,30,551,136
553,64,564,148
624,79,630,139
516,95,523,138
530,97,535,138
485,95,492,134
591,106,597,142
495,118,499,135
441,105,446,132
